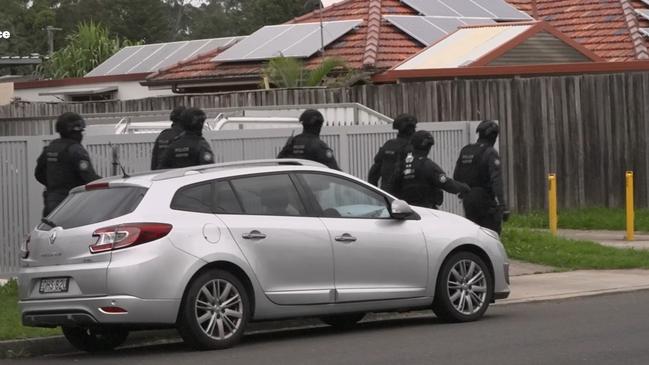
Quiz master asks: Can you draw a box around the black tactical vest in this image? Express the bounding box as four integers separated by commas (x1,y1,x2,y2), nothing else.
379,137,411,193
45,139,83,192
454,143,491,188
401,155,443,208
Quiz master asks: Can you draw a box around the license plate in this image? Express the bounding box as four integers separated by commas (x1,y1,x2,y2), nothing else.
39,278,69,294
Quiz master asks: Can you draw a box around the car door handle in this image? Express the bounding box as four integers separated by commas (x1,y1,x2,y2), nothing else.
335,233,357,243
242,230,267,240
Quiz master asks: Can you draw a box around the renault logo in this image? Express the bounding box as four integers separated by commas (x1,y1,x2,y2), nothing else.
49,231,57,245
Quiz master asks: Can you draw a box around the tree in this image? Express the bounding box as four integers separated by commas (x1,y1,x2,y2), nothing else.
37,22,138,78
262,56,368,89
53,0,173,44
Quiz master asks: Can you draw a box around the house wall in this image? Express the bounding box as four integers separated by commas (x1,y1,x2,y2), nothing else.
1,71,648,212
12,81,174,103
489,31,592,65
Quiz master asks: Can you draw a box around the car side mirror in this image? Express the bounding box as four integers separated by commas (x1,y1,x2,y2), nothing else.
390,200,415,220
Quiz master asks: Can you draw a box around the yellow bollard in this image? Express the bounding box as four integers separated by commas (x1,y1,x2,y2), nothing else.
548,174,558,236
626,171,634,241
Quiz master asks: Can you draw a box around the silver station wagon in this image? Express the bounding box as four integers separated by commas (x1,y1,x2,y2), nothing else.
18,159,510,351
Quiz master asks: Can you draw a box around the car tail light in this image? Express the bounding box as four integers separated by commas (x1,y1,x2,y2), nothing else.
86,182,109,191
20,234,30,259
89,223,172,254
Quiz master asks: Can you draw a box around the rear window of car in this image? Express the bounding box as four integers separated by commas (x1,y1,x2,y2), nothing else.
42,187,148,229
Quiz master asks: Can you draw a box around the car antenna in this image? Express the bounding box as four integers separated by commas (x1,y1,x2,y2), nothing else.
109,142,130,178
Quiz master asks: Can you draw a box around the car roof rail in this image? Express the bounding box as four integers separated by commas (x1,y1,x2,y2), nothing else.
151,159,327,181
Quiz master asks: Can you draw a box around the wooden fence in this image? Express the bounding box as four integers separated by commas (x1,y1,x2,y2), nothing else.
3,70,648,211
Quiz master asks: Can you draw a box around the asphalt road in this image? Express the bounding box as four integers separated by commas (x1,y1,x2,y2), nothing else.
15,291,649,365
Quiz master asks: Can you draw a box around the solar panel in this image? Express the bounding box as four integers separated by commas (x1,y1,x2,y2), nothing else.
385,16,495,46
402,0,530,20
470,0,531,20
86,47,142,77
129,42,186,73
637,9,649,22
401,0,460,17
384,16,447,45
213,20,362,62
430,17,467,33
440,0,493,18
85,37,244,77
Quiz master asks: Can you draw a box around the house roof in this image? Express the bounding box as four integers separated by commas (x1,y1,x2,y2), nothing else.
144,0,422,88
506,0,649,61
391,21,602,71
145,0,649,90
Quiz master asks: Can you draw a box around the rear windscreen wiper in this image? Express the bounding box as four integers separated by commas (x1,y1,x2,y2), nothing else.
41,218,57,228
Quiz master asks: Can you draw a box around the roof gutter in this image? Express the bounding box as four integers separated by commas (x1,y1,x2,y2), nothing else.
373,61,649,83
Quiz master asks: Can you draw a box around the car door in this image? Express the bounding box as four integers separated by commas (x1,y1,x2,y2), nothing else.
218,173,335,305
296,172,429,303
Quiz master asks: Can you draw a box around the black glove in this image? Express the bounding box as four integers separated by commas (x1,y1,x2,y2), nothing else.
458,183,471,199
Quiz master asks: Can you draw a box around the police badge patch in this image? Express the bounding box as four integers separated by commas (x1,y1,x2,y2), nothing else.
203,152,213,162
439,175,448,184
494,159,501,167
326,149,333,159
79,160,89,171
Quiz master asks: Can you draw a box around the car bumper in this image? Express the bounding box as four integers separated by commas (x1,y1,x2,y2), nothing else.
20,295,180,328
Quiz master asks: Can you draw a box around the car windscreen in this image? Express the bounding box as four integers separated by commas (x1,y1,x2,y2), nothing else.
41,187,148,230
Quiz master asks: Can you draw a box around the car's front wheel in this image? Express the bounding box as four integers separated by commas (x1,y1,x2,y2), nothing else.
177,269,250,350
432,251,493,322
62,326,129,352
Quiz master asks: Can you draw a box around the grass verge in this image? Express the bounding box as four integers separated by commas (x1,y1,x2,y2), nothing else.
0,280,60,341
502,227,649,270
508,207,649,231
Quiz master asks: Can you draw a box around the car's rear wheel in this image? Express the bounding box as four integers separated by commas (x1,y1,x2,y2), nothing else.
177,269,250,350
320,313,365,329
432,251,493,322
62,326,128,352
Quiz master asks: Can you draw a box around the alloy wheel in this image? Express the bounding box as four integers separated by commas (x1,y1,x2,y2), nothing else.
446,259,488,316
194,279,244,340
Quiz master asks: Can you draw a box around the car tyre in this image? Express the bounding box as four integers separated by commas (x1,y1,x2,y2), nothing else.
62,326,128,352
177,269,250,350
320,313,365,329
432,251,493,322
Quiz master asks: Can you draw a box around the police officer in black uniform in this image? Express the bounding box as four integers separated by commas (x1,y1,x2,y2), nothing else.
35,112,101,217
368,113,418,195
151,106,185,170
158,107,215,169
277,109,340,170
453,120,510,234
396,131,470,209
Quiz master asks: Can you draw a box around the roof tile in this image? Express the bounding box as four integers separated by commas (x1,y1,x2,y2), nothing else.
507,0,649,61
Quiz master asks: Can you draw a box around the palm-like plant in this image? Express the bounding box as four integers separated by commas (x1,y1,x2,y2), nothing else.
262,56,365,88
38,22,139,79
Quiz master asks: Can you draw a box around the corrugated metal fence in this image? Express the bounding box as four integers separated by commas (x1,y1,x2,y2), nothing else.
0,121,476,275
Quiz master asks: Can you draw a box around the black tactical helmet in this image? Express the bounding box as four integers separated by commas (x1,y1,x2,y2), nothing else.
392,114,418,134
476,120,500,138
300,109,325,129
169,106,186,125
411,130,435,150
180,107,207,132
55,112,86,137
